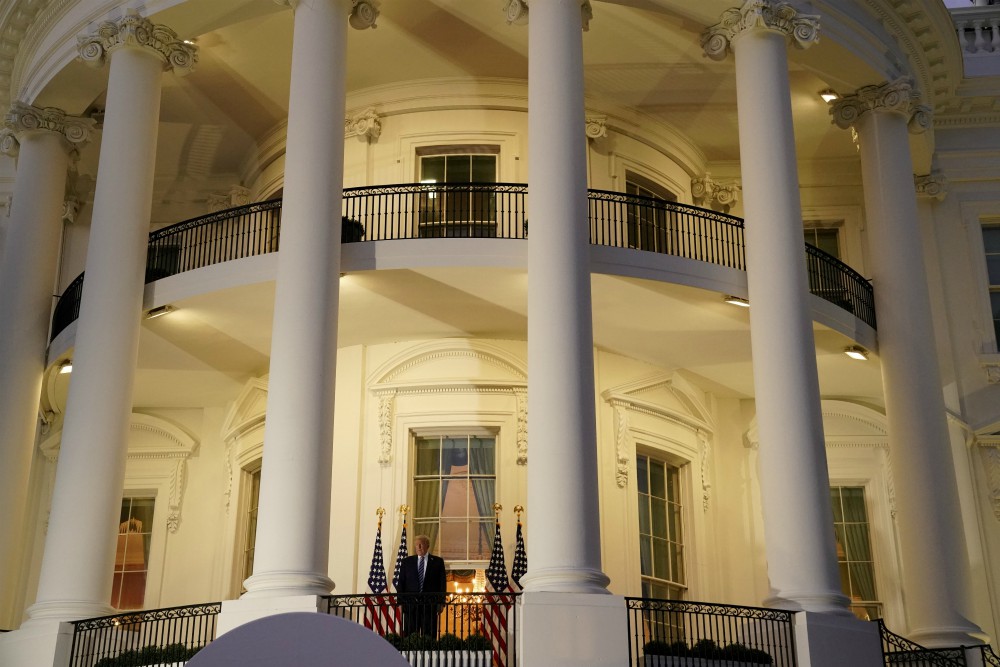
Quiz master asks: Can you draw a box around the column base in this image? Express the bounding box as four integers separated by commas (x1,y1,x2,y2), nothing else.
909,624,985,649
763,590,854,616
518,591,627,667
519,565,610,594
241,570,334,598
794,612,883,667
216,594,327,637
0,620,74,667
23,599,115,625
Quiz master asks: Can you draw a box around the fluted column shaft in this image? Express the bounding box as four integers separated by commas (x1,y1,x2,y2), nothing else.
704,1,848,613
833,80,980,645
27,14,195,623
242,0,350,598
0,106,90,628
523,0,609,594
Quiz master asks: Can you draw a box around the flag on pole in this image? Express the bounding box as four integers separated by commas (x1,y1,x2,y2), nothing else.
482,519,512,667
510,517,528,592
389,513,408,631
364,510,399,635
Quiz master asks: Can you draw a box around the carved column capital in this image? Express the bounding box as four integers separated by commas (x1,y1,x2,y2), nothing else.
350,0,379,30
503,0,593,30
702,0,820,61
830,78,931,134
77,10,198,74
4,102,95,149
0,129,18,157
692,173,740,212
208,186,251,212
914,172,948,201
345,107,382,141
585,115,607,140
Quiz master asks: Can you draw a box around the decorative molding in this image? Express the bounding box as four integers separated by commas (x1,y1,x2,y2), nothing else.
77,10,198,74
370,342,527,386
376,390,396,466
0,129,18,157
62,197,80,224
702,0,820,62
697,430,711,511
979,443,1000,522
345,107,382,142
830,77,932,135
612,403,630,488
983,360,1000,384
502,0,592,30
208,186,251,212
4,102,95,148
350,0,379,30
691,173,740,213
914,172,948,201
515,388,528,465
585,115,607,140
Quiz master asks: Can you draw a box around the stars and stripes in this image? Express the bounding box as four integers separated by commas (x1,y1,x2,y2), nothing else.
363,518,399,635
510,519,528,592
482,520,512,667
390,519,408,629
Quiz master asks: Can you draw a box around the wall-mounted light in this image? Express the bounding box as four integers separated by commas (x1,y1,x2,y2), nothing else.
844,346,869,360
723,295,750,308
819,89,840,103
144,305,174,320
58,360,73,374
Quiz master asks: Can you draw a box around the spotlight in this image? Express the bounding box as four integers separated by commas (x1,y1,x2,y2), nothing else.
144,305,174,320
819,89,840,103
59,360,73,374
844,346,869,360
723,295,750,307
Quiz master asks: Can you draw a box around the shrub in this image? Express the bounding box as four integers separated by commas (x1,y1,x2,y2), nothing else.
692,639,721,659
643,640,690,656
401,632,437,651
721,643,773,664
382,633,404,649
437,633,465,650
464,633,492,651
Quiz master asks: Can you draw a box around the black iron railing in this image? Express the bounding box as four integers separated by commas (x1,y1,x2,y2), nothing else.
977,644,1000,666
875,620,967,667
68,602,221,667
322,592,518,666
626,598,796,666
49,184,877,341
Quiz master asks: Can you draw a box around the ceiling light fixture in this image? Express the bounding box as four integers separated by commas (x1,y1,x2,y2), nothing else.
723,295,750,307
844,346,869,360
144,305,175,320
59,360,73,374
819,89,840,103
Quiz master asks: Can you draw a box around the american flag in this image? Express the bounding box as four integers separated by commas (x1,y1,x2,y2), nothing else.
363,520,399,635
482,520,512,667
510,519,527,591
390,520,408,630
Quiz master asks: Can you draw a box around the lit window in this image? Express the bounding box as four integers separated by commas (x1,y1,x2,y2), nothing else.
830,486,881,620
983,224,1000,342
412,433,497,563
636,454,685,600
625,172,676,253
418,148,499,238
240,467,262,591
111,497,154,610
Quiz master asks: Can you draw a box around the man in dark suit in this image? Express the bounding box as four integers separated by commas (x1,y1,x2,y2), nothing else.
396,534,447,638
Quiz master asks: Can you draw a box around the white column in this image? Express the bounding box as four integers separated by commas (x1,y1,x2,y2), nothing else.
241,0,354,598
832,80,982,646
523,0,608,596
0,105,92,629
703,1,849,614
25,14,196,623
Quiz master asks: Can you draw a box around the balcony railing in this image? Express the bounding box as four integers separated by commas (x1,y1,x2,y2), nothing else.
68,602,221,667
626,598,798,667
49,183,876,341
875,619,966,667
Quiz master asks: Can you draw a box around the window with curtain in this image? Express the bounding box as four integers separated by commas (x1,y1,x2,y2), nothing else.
418,148,498,238
240,467,262,592
111,497,154,610
625,172,676,253
637,454,685,600
412,433,497,563
831,486,881,620
983,224,1000,342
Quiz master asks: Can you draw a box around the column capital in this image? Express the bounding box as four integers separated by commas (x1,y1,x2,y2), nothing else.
345,107,382,141
702,0,820,61
503,0,594,31
691,172,740,212
830,77,932,134
914,171,948,201
77,10,198,74
585,115,607,139
4,101,95,150
350,0,379,30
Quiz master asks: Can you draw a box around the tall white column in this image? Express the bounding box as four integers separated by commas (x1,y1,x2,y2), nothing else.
25,14,196,623
241,0,354,598
0,105,92,629
832,80,982,646
703,1,849,614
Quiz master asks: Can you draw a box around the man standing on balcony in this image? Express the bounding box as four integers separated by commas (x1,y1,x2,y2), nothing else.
396,535,446,638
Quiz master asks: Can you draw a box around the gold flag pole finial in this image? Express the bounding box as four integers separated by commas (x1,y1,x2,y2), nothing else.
399,504,410,526
376,506,385,528
514,504,524,523
493,502,503,520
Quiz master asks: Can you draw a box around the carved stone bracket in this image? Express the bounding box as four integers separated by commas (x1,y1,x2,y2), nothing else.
979,444,1000,522
5,102,95,149
0,129,18,157
830,78,932,135
208,186,251,212
78,10,198,74
612,402,630,488
376,389,396,466
503,0,592,30
702,0,820,61
345,107,382,142
350,0,379,30
691,173,740,212
983,361,1000,385
914,172,948,201
585,115,607,140
697,430,711,511
62,197,80,224
515,388,528,465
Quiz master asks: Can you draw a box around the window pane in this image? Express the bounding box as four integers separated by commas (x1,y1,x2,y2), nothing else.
651,498,667,537
421,156,446,183
414,480,441,519
983,226,1000,254
672,544,684,583
649,460,666,499
638,496,650,534
440,478,469,518
849,562,878,601
439,519,468,561
830,488,844,522
471,156,496,183
469,437,495,475
652,538,669,580
469,520,493,560
469,479,495,521
446,155,472,183
637,456,649,494
443,437,468,475
639,536,652,577
668,505,682,543
845,524,872,561
841,487,867,522
415,437,441,476
988,256,1000,285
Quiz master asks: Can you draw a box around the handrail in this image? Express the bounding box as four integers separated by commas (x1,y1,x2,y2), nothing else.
874,619,967,666
49,184,876,341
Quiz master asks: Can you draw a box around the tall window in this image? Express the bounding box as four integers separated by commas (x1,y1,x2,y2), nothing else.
830,486,880,620
804,224,841,259
625,172,676,253
637,454,685,600
112,497,154,610
412,433,496,563
240,467,262,590
418,148,498,238
983,224,1000,342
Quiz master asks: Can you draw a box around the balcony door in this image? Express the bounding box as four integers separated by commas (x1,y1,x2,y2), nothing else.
418,149,498,238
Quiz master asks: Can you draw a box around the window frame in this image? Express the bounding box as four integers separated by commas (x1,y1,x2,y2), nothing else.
635,449,687,601
830,485,882,621
111,495,156,611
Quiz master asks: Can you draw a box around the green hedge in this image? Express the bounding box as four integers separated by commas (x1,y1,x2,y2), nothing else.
642,639,772,664
94,643,201,667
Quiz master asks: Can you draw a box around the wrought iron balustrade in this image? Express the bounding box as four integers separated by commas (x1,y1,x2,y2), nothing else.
68,602,221,667
49,183,877,341
626,598,797,667
875,619,967,667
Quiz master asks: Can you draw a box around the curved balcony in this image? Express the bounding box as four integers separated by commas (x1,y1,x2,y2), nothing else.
49,183,875,342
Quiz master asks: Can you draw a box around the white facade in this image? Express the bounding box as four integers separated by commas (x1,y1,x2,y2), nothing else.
1,1,1000,665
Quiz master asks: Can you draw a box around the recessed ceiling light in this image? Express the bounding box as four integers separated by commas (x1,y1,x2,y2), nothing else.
723,295,750,307
144,305,174,320
59,360,73,374
819,89,840,103
844,346,868,360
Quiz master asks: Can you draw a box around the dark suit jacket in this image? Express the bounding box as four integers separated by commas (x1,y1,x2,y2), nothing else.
396,553,446,594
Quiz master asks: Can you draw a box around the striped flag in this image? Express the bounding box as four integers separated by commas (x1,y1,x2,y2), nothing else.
510,519,527,592
482,520,512,667
364,518,398,635
390,520,408,630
